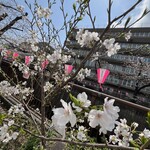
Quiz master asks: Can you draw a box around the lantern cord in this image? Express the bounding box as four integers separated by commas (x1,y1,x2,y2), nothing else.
99,84,103,91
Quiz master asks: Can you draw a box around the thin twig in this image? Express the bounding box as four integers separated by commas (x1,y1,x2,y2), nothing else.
108,0,112,25
87,1,95,29
13,125,139,150
140,138,150,150
0,13,28,36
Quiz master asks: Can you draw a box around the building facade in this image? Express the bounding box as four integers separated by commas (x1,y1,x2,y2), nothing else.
66,27,150,107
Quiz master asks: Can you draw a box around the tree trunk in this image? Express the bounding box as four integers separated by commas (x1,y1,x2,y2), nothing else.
40,72,46,148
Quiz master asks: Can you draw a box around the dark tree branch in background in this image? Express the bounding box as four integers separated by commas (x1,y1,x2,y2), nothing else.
0,3,19,11
134,83,150,98
0,13,28,37
107,0,112,25
0,13,8,21
11,27,23,31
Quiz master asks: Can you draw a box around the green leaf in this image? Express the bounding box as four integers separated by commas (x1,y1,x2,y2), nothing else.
0,113,6,124
146,111,150,127
73,3,76,11
130,140,140,148
93,16,96,22
142,8,148,16
69,93,83,107
20,127,26,135
77,16,83,21
140,136,148,144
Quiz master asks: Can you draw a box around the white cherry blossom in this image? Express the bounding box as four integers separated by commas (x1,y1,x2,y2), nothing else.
72,92,91,112
103,38,115,49
77,92,91,108
76,29,99,48
103,38,120,57
109,135,118,144
125,30,132,41
109,118,136,147
139,128,150,138
77,131,87,141
0,124,8,141
103,97,120,120
88,109,115,134
2,133,12,143
8,104,25,116
44,82,53,92
76,68,91,81
8,120,14,126
37,7,51,19
11,132,19,140
31,43,38,52
52,100,76,137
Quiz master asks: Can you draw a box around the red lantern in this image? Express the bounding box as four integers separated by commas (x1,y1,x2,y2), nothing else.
41,59,49,70
65,64,73,75
97,68,110,90
13,52,19,59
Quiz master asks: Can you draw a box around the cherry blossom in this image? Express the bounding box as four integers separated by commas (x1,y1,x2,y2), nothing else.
72,92,91,112
103,38,120,57
103,97,120,120
77,126,87,141
8,104,25,116
76,29,99,48
109,119,138,147
88,109,115,134
52,100,76,137
8,120,14,126
44,82,53,92
0,81,19,96
11,132,19,140
77,68,91,81
125,30,132,41
139,128,150,138
37,7,51,19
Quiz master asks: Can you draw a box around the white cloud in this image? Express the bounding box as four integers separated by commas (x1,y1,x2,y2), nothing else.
133,0,150,27
111,0,150,28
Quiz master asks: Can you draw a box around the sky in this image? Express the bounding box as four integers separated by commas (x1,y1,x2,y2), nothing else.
13,0,150,42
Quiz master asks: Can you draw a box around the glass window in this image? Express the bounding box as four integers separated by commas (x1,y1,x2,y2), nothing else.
125,68,130,73
114,79,119,84
122,80,127,86
126,80,131,87
131,68,135,74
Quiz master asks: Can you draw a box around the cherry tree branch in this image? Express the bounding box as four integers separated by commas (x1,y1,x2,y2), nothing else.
107,0,112,25
0,13,28,36
0,3,19,11
13,124,140,150
87,1,95,29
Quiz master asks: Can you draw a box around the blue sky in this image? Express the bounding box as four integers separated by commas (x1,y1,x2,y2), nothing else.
15,0,150,42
